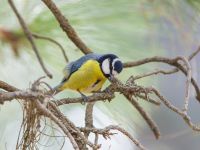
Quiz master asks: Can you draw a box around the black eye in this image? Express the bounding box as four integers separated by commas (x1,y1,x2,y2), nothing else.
114,61,123,73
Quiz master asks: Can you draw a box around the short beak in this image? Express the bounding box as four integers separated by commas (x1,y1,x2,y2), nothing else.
108,75,115,82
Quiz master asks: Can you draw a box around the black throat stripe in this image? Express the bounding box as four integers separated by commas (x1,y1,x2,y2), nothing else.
92,79,101,88
109,59,113,74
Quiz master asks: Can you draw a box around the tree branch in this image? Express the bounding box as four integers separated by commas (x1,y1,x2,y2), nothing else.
41,0,92,55
84,102,95,138
0,80,19,92
54,92,115,106
32,33,69,62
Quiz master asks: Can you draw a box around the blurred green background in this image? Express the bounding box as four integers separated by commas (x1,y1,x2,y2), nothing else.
0,0,200,149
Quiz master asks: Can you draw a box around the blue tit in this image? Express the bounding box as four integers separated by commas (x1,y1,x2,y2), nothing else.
54,53,123,96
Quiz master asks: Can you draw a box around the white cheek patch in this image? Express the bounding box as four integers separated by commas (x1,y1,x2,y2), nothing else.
112,58,120,71
102,58,110,75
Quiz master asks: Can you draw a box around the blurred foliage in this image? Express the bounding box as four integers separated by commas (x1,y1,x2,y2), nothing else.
187,0,200,10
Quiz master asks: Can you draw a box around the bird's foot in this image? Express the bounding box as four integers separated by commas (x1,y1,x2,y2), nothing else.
103,88,112,94
81,94,88,105
78,91,88,105
102,88,113,102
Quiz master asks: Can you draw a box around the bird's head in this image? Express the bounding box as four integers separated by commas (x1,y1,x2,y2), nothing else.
99,54,123,78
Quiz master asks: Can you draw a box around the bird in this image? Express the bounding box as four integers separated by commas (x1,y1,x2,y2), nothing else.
54,53,123,100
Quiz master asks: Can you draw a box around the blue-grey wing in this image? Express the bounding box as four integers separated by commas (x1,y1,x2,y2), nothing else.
62,61,75,77
62,53,102,83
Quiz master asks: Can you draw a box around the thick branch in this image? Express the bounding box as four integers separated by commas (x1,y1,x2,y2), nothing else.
0,90,43,104
84,102,95,138
0,80,19,92
54,92,115,106
41,0,92,54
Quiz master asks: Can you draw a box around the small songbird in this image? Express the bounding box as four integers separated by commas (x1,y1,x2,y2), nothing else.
54,53,123,99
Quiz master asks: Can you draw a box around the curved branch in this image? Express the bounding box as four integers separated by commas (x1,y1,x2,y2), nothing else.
123,47,200,68
32,33,69,62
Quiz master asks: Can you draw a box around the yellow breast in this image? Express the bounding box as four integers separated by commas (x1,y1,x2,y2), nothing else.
60,60,107,93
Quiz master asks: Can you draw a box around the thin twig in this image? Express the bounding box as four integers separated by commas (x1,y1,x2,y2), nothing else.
133,69,178,80
8,0,52,78
188,46,200,60
176,57,191,113
105,125,146,150
32,33,68,62
136,94,161,105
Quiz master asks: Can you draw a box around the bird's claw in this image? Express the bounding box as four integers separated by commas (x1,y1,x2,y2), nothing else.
81,94,88,105
103,88,112,94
